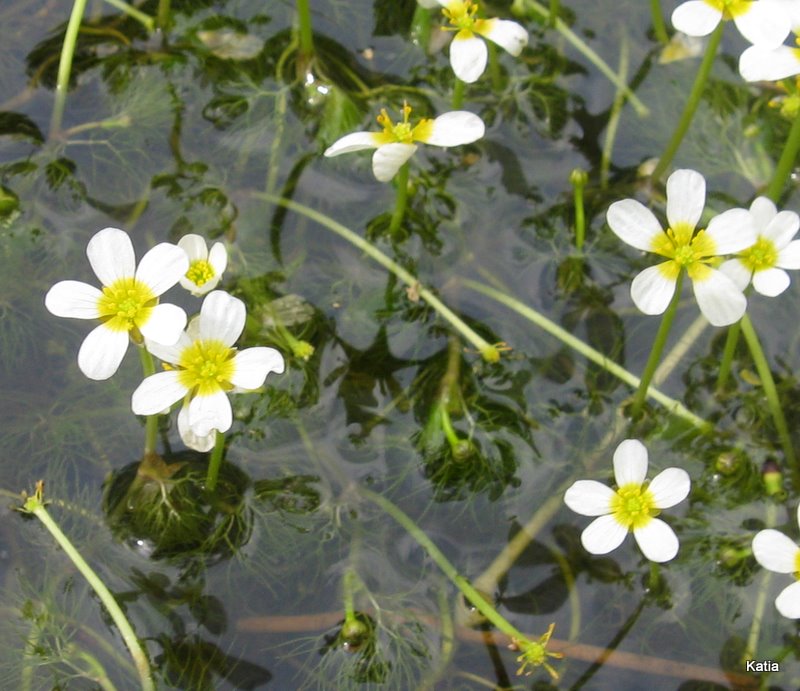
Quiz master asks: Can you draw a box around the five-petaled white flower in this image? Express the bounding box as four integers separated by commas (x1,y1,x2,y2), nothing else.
606,169,757,327
672,0,790,47
131,290,285,451
719,197,800,296
45,227,188,381
178,234,228,296
752,504,800,618
564,439,691,563
418,0,528,83
324,102,484,182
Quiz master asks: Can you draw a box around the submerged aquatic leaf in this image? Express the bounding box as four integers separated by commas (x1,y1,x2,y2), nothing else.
197,29,264,61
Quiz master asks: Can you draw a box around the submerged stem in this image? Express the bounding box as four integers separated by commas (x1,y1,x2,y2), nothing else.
452,78,466,110
764,111,800,203
138,346,158,456
205,430,226,492
103,0,154,31
716,320,741,392
389,163,410,237
296,0,314,59
50,0,90,137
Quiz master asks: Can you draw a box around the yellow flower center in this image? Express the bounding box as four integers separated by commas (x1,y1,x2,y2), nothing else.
443,0,479,30
651,222,718,282
376,102,433,144
177,339,236,397
96,277,156,333
794,550,800,580
703,0,749,18
186,259,216,287
611,482,658,530
739,236,778,273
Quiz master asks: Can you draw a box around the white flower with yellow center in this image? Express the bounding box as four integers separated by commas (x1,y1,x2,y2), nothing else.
324,102,485,182
672,0,790,47
420,0,528,83
178,234,227,296
719,197,800,296
564,439,691,563
131,290,285,451
44,227,188,380
606,169,756,327
752,504,800,618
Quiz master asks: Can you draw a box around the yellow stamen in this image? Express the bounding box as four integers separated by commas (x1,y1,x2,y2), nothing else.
186,259,216,287
739,236,778,273
611,482,658,530
177,339,236,397
96,277,156,333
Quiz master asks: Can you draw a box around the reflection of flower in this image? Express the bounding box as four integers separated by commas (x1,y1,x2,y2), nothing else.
131,291,285,451
564,439,690,563
752,504,800,618
672,0,790,47
419,0,528,83
719,197,800,296
606,169,756,326
178,234,227,296
324,102,485,182
45,227,188,380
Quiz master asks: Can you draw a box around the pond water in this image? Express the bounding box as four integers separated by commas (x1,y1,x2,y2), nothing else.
2,0,799,689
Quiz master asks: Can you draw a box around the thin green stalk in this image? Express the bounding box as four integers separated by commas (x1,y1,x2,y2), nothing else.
49,0,90,137
570,169,587,250
157,0,170,30
600,35,629,189
20,484,154,691
389,162,409,237
258,193,500,362
138,346,158,456
296,0,314,59
411,5,432,50
548,0,559,27
463,278,710,430
205,430,226,492
716,320,741,392
651,22,724,182
630,272,685,419
452,78,466,109
650,0,669,44
103,0,154,31
487,42,502,92
764,111,800,203
740,313,798,487
745,502,777,661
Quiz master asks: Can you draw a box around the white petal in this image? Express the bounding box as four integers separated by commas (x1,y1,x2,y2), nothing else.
139,303,187,345
581,514,629,555
208,242,228,274
145,332,190,365
77,324,129,380
763,210,800,248
135,243,189,297
230,347,285,390
777,240,800,269
671,1,722,37
740,45,800,82
177,234,208,262
691,268,747,326
86,227,135,286
178,404,216,452
630,264,678,315
666,169,705,230
422,111,485,147
613,439,648,486
45,281,102,319
199,290,245,346
131,370,187,415
633,519,680,562
449,32,488,83
475,18,528,56
775,581,800,618
188,389,233,436
753,529,800,573
324,131,382,157
753,267,791,296
704,208,757,254
733,2,791,48
648,467,691,509
564,480,615,516
750,196,777,229
372,143,417,182
606,199,665,252
718,258,752,291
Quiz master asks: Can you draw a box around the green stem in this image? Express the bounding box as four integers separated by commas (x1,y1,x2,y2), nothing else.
49,0,90,137
745,502,777,660
463,277,710,430
22,491,154,691
205,430,226,492
103,0,154,31
650,0,669,44
651,21,723,182
570,169,587,250
740,313,798,488
487,42,502,92
157,0,170,30
764,111,800,203
411,6,432,50
716,320,741,392
389,162,409,238
138,346,158,456
452,78,466,109
438,405,462,450
342,568,358,623
296,0,314,59
600,34,629,189
258,193,500,362
630,272,684,419
548,0,559,27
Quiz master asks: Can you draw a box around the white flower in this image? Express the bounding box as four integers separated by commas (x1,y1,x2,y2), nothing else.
740,42,800,80
178,234,227,296
752,504,800,618
131,290,285,450
324,102,484,182
564,439,691,563
606,169,757,326
425,0,528,83
44,227,188,380
719,197,800,296
672,0,791,47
